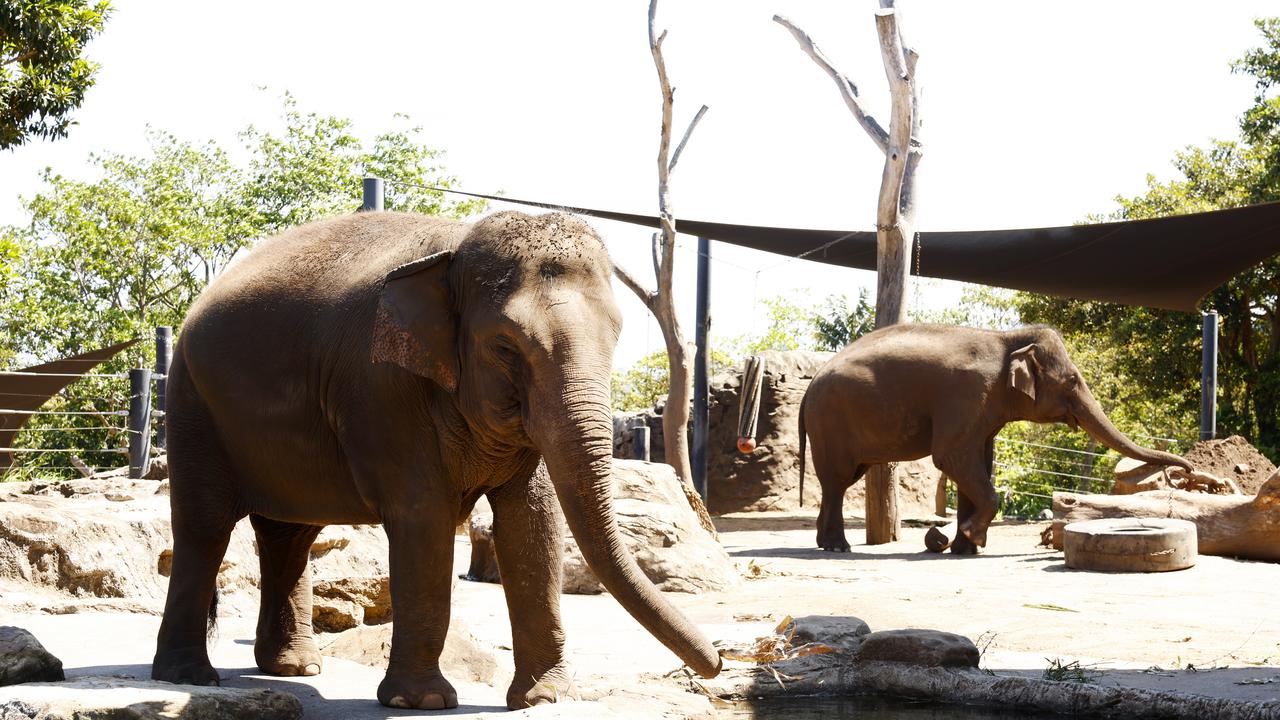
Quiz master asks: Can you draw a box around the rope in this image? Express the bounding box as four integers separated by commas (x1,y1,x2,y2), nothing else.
995,437,1113,458
0,447,125,454
0,409,129,416
994,460,1106,485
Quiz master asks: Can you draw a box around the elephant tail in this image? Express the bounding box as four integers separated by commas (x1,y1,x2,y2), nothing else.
798,394,807,508
207,587,219,637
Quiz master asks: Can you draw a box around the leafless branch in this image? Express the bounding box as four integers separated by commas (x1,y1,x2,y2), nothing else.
669,104,709,173
873,8,913,235
613,262,656,311
773,14,890,153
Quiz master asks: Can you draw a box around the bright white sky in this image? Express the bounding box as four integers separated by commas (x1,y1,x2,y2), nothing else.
1,1,1274,368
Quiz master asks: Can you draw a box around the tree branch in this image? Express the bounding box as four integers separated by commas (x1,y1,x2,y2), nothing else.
613,262,657,311
874,8,914,234
774,14,890,153
650,0,678,300
669,104,709,173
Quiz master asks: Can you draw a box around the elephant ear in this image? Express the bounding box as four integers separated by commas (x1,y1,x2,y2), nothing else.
371,251,459,392
1009,343,1038,400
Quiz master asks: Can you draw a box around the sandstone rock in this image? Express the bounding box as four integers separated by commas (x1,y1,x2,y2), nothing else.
854,629,979,668
311,575,391,632
614,350,944,516
0,626,64,686
320,618,499,685
0,676,301,719
466,460,737,594
0,482,387,616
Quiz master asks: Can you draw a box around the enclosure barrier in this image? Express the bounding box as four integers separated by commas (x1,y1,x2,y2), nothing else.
0,326,172,480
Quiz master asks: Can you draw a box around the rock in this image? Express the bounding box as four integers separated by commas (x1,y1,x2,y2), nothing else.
0,482,387,616
320,618,499,685
614,350,944,516
466,460,737,595
0,626,64,685
311,575,391,632
782,614,871,653
854,629,980,668
0,675,301,719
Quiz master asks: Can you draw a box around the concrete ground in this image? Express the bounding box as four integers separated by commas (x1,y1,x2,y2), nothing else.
8,516,1280,717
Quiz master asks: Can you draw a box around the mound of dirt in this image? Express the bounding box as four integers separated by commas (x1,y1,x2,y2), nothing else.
1183,435,1276,495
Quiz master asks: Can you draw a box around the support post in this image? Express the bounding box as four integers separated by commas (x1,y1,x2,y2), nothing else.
692,236,711,502
632,425,651,462
128,368,152,479
1201,311,1218,441
154,326,172,450
362,177,384,212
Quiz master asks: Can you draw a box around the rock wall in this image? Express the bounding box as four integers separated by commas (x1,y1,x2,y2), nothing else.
615,350,944,517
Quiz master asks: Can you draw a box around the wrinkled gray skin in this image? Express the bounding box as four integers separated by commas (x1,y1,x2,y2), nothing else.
799,324,1192,553
150,211,721,710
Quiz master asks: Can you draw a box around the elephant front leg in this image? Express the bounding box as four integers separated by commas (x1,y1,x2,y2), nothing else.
935,450,1000,553
488,464,576,709
377,501,460,710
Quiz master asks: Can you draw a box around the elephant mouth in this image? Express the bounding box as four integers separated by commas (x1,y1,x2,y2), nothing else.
1064,413,1079,431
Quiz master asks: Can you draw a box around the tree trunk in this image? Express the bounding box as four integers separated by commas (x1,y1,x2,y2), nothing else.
1049,472,1280,562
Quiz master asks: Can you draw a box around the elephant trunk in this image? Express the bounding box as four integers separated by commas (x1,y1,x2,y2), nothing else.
531,363,722,678
1073,385,1192,470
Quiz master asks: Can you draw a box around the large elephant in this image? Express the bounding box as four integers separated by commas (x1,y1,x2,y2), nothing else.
150,210,721,710
799,324,1191,554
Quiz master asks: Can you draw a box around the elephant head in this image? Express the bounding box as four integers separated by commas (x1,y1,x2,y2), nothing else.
1007,328,1192,470
372,211,721,678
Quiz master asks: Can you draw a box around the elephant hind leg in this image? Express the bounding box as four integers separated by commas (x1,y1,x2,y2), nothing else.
251,515,324,676
153,370,244,685
812,448,858,552
934,450,1000,552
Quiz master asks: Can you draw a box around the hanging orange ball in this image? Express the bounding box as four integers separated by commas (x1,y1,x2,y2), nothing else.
737,437,757,454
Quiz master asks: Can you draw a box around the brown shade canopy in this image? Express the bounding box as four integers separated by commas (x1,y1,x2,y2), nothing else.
435,188,1280,312
0,339,137,472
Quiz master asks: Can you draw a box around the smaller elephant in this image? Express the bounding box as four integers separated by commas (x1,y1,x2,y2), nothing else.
799,324,1191,553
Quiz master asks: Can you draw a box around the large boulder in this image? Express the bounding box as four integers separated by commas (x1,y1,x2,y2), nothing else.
467,460,737,594
0,626,64,686
0,479,387,616
319,618,500,685
1,676,301,719
854,629,980,668
614,350,945,516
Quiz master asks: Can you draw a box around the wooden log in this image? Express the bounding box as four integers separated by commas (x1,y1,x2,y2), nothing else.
924,521,957,553
934,473,949,518
1050,471,1280,562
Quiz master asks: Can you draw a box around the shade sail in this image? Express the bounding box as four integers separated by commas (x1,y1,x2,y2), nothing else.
436,187,1280,312
0,339,138,472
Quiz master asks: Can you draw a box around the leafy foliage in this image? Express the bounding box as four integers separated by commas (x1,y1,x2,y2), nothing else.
1,100,482,478
1013,18,1280,462
1,0,111,149
611,348,733,411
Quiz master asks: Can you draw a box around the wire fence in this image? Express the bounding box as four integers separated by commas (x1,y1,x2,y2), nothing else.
1,327,173,481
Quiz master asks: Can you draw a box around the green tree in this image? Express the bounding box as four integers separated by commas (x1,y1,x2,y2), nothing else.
1,100,482,478
813,289,875,351
1,0,111,149
1015,19,1280,460
611,348,733,411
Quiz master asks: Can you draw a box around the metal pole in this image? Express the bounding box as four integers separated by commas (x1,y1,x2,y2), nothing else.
1201,311,1218,441
128,368,152,479
362,177,384,212
154,326,172,449
692,236,711,502
632,425,650,462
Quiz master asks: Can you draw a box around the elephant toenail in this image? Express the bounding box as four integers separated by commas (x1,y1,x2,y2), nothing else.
389,696,410,708
303,663,320,676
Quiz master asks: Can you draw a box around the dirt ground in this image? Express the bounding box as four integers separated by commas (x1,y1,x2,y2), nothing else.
704,513,1280,704
9,513,1279,717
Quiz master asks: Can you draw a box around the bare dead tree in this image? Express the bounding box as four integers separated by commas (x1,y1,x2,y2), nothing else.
776,1,923,543
614,0,708,490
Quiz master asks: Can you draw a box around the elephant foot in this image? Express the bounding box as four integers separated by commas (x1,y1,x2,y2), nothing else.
950,532,979,555
816,530,852,552
506,661,577,709
255,633,322,677
152,647,220,685
378,667,458,710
